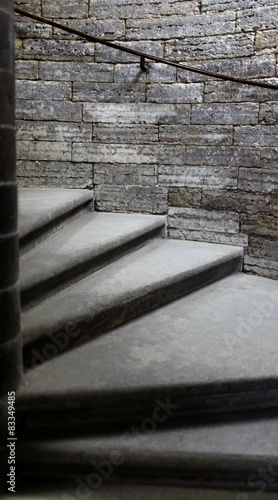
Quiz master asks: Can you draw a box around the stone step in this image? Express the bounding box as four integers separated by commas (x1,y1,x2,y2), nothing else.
18,188,94,254
17,272,278,428
20,212,166,311
21,239,242,368
3,483,278,499
15,411,278,492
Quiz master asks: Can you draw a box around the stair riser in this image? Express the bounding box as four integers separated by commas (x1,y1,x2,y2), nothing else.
15,458,278,492
22,255,242,368
20,202,93,256
20,225,165,312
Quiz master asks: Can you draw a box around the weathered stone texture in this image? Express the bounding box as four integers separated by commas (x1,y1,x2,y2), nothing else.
191,104,259,125
126,13,236,40
165,34,254,61
73,83,146,103
90,0,199,19
238,168,278,193
14,0,278,278
94,164,157,186
17,161,93,188
83,103,191,124
159,166,238,189
148,83,204,103
168,207,240,234
92,124,158,143
42,0,89,19
95,185,168,214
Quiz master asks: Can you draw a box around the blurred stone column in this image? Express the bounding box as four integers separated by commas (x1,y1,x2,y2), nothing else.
0,0,22,491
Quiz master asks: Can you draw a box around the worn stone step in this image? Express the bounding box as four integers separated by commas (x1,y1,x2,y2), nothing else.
15,412,278,492
20,212,166,311
3,483,278,500
18,188,94,254
17,272,278,428
21,239,242,368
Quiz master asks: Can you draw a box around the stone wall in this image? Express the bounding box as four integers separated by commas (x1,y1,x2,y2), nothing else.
15,0,278,278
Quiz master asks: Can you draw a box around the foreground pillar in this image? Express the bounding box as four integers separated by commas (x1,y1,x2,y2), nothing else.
0,0,22,493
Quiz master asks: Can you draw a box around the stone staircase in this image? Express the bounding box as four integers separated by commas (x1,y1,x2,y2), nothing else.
9,188,278,498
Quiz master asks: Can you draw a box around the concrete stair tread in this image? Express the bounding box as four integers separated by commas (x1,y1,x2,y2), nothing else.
3,484,278,499
17,273,278,421
20,212,165,309
21,239,242,365
16,413,278,490
18,188,94,251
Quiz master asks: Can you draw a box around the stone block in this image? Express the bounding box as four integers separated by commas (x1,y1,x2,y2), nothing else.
0,284,20,343
241,213,278,237
52,18,125,41
95,41,164,64
73,83,146,103
168,187,201,208
15,20,52,39
255,29,278,52
261,148,278,169
15,60,39,79
16,80,72,100
148,83,203,103
185,146,260,167
126,12,236,40
0,183,17,234
17,141,71,161
237,7,278,32
42,0,89,18
92,124,158,143
17,161,93,188
168,207,240,233
14,0,42,15
0,128,16,182
244,254,278,279
72,143,185,165
168,228,248,247
39,62,114,82
159,125,233,145
260,103,278,124
238,168,278,193
114,63,176,83
234,125,278,146
95,185,168,214
191,103,258,125
83,103,191,124
204,81,278,103
165,33,254,61
16,100,82,122
90,0,199,19
94,164,157,185
249,235,278,260
22,39,95,61
202,189,274,215
158,166,238,189
177,55,275,83
16,121,93,142
202,0,277,11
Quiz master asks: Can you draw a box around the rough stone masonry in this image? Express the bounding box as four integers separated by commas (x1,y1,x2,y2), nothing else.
14,0,278,278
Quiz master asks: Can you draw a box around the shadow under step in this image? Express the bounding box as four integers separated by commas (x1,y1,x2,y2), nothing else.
17,273,278,429
18,188,94,255
15,411,278,492
21,239,243,368
20,212,166,311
